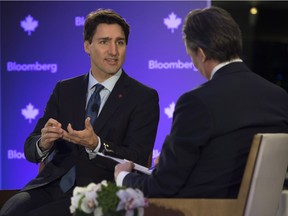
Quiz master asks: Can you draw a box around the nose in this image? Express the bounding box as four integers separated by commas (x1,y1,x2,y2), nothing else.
108,42,118,55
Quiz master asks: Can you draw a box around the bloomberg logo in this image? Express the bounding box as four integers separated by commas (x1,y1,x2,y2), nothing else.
7,150,25,159
148,60,197,71
7,61,58,73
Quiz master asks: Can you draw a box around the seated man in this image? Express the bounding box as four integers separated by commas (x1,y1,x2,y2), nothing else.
114,6,288,198
0,9,159,216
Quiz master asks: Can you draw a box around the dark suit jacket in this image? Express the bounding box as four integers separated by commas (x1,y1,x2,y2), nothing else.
22,71,159,190
123,62,288,198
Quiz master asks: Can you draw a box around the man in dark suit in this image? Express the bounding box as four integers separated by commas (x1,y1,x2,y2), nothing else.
114,6,288,198
0,9,159,216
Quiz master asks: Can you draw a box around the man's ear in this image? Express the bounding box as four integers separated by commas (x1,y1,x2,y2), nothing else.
198,47,206,62
84,41,90,55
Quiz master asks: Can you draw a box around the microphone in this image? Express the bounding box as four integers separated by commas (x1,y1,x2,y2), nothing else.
92,104,99,113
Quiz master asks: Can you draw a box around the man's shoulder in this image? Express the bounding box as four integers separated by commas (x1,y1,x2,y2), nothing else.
60,74,87,83
54,74,88,88
121,72,157,92
53,74,88,92
130,77,154,90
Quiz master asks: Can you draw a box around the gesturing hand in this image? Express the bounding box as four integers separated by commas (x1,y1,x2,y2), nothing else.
63,117,99,150
39,118,63,151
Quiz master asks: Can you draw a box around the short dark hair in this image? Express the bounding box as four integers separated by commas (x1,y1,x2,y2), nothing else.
183,6,242,62
84,9,130,45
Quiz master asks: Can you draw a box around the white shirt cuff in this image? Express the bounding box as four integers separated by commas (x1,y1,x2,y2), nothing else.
116,171,130,186
86,136,101,159
36,137,49,159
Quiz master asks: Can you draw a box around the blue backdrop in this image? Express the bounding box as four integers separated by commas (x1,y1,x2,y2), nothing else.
1,1,209,189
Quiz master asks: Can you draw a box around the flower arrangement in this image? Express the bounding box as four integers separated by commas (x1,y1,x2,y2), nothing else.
70,180,148,216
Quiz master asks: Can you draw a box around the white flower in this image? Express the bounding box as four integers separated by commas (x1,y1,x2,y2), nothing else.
80,193,97,214
70,183,101,214
116,188,147,216
70,180,147,216
100,180,108,187
70,193,82,213
73,185,88,196
87,182,102,192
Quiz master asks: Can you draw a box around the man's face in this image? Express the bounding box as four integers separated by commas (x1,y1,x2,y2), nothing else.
84,23,127,80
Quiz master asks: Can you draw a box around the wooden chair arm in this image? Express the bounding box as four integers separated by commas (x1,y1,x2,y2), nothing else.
0,190,19,209
145,198,238,216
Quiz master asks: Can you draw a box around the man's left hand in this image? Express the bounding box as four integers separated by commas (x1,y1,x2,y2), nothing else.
114,161,134,179
63,117,99,150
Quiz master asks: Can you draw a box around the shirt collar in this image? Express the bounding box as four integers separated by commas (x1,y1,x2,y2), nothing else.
88,69,122,91
210,59,243,80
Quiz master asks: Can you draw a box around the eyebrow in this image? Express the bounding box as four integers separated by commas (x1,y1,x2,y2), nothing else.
97,37,125,41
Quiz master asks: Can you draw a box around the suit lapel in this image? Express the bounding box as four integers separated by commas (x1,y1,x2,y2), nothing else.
72,74,89,130
93,72,129,132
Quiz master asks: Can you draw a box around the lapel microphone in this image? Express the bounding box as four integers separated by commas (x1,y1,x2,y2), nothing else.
92,104,99,113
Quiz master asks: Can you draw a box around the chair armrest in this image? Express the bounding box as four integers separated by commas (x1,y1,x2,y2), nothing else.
0,190,19,209
145,198,238,216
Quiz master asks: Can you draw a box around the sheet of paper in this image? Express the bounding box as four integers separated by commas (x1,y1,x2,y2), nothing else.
97,152,152,175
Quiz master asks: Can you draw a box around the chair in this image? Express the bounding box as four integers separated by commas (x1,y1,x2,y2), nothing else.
0,190,19,209
145,133,288,216
276,190,288,216
0,157,47,209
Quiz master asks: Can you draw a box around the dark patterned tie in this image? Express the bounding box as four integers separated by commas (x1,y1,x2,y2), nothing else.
59,83,104,193
85,83,104,124
59,165,75,193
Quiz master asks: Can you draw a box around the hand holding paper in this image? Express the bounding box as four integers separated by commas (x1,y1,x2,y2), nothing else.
114,161,135,179
97,152,153,175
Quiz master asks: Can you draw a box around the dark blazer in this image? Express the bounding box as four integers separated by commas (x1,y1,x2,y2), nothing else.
123,62,288,198
23,71,160,190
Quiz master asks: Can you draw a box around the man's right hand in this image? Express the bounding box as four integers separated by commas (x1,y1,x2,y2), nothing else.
39,118,63,151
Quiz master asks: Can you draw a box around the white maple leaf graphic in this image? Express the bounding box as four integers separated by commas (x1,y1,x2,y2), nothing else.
153,149,161,160
21,103,39,123
164,102,175,119
164,12,182,33
20,15,39,36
